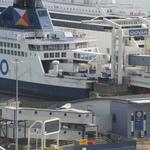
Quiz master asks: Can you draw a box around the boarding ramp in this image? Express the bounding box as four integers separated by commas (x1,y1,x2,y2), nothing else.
128,55,150,88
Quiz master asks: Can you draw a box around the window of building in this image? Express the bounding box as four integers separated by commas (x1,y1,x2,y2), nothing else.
112,114,117,123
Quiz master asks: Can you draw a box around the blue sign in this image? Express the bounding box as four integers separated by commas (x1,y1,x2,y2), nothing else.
129,29,149,37
0,59,9,75
135,111,143,131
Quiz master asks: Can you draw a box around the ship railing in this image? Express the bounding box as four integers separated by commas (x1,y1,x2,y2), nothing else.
0,27,42,33
45,72,88,80
45,71,97,81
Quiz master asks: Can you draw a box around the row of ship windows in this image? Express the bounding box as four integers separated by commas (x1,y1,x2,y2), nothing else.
48,5,112,14
74,53,96,60
44,52,66,58
44,52,96,60
53,20,112,31
0,49,27,57
28,44,70,51
0,41,20,49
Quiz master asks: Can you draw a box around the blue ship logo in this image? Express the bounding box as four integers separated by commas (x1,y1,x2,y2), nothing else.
0,59,8,75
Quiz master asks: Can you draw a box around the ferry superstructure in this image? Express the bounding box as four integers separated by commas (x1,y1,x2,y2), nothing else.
0,0,149,17
0,0,108,100
0,0,149,55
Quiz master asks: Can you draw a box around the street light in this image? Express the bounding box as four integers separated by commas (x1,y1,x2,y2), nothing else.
14,59,23,150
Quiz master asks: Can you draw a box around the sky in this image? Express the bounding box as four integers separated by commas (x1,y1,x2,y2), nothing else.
117,0,150,9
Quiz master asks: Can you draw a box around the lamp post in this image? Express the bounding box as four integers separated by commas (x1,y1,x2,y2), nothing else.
15,58,19,150
14,59,23,150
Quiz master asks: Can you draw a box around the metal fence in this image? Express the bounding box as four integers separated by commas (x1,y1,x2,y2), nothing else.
63,140,136,150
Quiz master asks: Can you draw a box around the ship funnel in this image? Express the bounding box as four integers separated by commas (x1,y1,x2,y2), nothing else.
13,0,43,8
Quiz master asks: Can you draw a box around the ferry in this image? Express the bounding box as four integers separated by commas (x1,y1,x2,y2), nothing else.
0,0,108,100
0,0,149,17
0,0,149,54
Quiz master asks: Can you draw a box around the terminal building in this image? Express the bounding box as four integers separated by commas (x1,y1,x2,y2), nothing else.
111,96,150,138
72,94,150,138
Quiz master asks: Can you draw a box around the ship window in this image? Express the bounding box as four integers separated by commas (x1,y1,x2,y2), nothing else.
4,42,6,47
55,52,60,57
18,44,20,49
11,50,13,55
0,49,3,53
21,52,24,57
0,42,2,46
61,52,66,57
14,51,17,56
74,53,77,58
7,50,10,55
25,52,28,57
78,114,81,117
29,44,36,51
78,53,80,58
64,44,69,50
37,45,40,51
18,51,21,56
14,43,17,48
4,49,6,54
7,43,10,48
34,111,38,114
11,43,13,48
64,113,67,116
50,53,54,58
44,53,49,58
43,45,48,51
